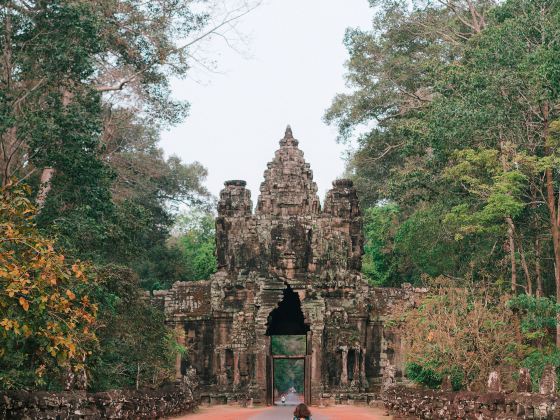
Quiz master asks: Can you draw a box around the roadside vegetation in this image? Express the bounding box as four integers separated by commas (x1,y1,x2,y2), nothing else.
329,0,560,389
0,0,251,391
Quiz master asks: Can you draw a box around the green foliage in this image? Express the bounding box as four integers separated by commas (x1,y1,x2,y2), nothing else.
271,335,306,356
405,362,442,389
328,0,560,295
521,350,560,392
1,1,212,286
394,207,465,280
0,0,233,395
173,209,217,283
362,203,472,285
270,336,306,394
406,362,464,391
443,148,528,238
362,204,400,286
87,265,179,391
274,359,304,394
507,295,560,344
398,283,560,391
505,295,560,389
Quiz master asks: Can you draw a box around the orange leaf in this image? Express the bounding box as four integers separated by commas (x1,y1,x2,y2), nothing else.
66,290,76,300
19,297,29,311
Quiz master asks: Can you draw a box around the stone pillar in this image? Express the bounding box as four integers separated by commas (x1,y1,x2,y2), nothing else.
323,179,363,270
218,348,227,386
441,375,453,391
340,346,348,386
175,324,186,381
311,327,323,403
217,180,252,217
233,351,240,387
382,364,396,392
352,349,360,383
360,348,368,389
254,336,268,403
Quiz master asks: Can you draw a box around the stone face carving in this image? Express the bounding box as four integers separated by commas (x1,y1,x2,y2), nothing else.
155,127,424,405
487,370,502,392
539,364,557,395
517,367,532,393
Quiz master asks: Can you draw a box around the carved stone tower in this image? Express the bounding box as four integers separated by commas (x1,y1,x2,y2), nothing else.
155,127,424,406
216,126,363,282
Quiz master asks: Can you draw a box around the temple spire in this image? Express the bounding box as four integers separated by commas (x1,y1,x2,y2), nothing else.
258,126,318,215
284,124,293,139
280,124,298,147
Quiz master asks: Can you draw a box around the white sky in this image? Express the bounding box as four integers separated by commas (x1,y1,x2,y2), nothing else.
160,0,373,203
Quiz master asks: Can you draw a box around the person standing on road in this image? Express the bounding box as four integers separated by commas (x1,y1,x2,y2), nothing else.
293,403,311,420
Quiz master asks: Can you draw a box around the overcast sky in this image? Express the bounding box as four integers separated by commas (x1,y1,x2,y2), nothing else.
160,0,373,203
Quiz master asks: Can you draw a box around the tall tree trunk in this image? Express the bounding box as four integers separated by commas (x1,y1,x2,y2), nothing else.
506,217,517,293
535,237,543,297
136,363,140,390
1,127,17,187
542,101,560,346
517,236,532,295
36,89,72,208
1,4,15,187
499,139,518,292
36,167,55,208
532,186,544,297
545,169,560,346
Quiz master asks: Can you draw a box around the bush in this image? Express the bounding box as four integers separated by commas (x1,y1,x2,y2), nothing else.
396,278,560,391
393,277,524,391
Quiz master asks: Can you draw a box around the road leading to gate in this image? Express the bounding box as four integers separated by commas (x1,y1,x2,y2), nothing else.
170,404,393,420
274,390,304,405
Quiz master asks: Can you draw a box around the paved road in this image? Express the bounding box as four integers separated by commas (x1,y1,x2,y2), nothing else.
274,391,304,406
171,404,393,420
248,405,327,419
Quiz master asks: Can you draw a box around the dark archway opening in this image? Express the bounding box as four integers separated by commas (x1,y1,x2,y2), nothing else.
265,284,311,406
266,285,309,336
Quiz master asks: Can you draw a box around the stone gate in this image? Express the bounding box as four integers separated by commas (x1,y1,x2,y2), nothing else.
153,127,424,406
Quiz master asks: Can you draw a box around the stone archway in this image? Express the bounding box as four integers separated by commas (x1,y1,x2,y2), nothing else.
265,285,312,406
266,285,309,336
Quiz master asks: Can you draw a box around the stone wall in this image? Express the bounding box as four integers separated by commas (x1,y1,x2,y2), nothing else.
382,356,560,418
0,384,197,419
383,386,559,419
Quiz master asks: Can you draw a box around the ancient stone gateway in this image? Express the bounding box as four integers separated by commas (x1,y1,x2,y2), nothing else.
153,127,424,406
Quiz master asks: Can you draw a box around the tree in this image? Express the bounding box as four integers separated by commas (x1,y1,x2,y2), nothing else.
87,265,180,391
1,0,254,271
0,1,108,187
325,0,498,207
362,204,400,286
1,0,259,191
0,183,97,390
93,112,211,288
423,0,560,337
172,209,217,284
328,0,560,308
